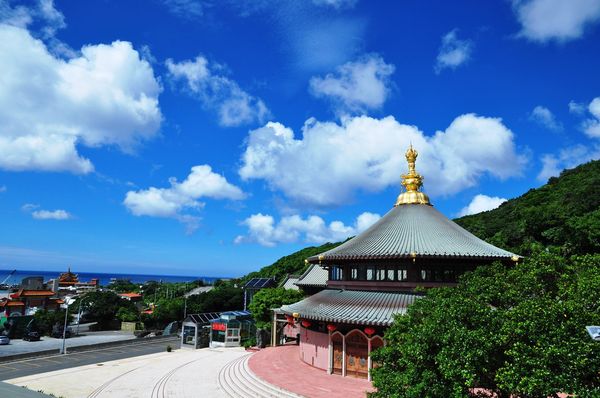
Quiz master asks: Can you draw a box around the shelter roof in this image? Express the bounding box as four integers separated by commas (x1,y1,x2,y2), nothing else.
184,312,221,324
295,265,328,287
244,278,276,289
281,289,420,326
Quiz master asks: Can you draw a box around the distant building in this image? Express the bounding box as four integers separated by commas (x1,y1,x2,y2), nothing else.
20,276,44,290
48,267,99,295
9,289,62,314
279,146,520,380
118,292,144,310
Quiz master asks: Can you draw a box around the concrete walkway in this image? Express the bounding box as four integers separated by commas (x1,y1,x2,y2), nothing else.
6,347,249,398
0,381,53,397
248,345,374,398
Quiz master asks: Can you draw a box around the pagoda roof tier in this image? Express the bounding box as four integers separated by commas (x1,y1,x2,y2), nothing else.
295,264,328,287
280,289,420,326
308,204,518,263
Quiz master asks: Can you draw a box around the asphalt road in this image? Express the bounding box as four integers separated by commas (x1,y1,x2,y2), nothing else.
0,336,180,381
0,330,135,356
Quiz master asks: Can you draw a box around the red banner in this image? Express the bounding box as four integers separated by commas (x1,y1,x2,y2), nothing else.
212,322,226,331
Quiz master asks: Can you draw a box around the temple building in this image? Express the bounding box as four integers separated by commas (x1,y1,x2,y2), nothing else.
279,146,519,380
48,267,99,295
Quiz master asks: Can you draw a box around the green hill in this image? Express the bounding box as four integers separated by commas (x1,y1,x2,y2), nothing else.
245,160,599,282
242,241,342,284
455,160,600,256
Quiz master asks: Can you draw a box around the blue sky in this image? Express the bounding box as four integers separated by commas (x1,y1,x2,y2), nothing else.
0,0,599,277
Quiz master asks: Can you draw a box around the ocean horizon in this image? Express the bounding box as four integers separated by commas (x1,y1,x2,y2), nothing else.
0,269,230,288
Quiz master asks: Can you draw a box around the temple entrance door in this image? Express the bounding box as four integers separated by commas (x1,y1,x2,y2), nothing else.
331,333,343,375
345,330,368,378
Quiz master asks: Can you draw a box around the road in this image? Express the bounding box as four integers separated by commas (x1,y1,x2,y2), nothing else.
0,336,180,380
0,330,135,356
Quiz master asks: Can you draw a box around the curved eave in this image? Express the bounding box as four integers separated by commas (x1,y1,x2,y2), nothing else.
308,253,520,263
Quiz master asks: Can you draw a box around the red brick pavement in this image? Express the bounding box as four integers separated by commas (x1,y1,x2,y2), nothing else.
248,345,375,398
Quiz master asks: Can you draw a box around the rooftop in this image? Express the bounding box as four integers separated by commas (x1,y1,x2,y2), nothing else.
281,289,421,326
308,146,518,263
295,264,328,287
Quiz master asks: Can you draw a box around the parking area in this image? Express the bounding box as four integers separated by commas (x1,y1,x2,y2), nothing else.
0,336,179,380
0,330,136,357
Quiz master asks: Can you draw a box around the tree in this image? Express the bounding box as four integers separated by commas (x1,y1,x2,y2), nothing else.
33,309,72,336
77,291,138,329
248,287,304,329
370,253,600,398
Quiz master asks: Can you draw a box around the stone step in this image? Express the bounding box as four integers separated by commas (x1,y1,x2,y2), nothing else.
217,353,304,398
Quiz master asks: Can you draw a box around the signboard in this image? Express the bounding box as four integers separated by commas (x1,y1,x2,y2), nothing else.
212,322,226,331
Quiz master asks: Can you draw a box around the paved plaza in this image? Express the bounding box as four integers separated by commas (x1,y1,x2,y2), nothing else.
249,345,374,398
3,344,376,398
6,347,250,398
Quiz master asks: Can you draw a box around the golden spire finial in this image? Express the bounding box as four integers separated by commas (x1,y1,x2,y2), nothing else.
394,145,431,206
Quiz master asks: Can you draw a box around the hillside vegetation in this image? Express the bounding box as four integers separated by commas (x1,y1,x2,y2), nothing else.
242,242,342,284
455,160,600,256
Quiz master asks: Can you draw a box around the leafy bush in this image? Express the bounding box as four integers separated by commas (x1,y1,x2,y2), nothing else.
248,287,304,330
370,253,600,398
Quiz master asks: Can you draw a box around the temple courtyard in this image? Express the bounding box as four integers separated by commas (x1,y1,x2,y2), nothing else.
4,345,372,398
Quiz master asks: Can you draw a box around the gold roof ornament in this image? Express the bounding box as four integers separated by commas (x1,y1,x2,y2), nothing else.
395,145,431,206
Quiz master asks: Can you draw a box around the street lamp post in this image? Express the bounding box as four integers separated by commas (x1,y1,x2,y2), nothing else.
60,297,74,355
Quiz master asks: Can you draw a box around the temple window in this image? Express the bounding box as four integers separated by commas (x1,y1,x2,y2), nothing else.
397,268,408,281
330,266,343,281
366,266,375,281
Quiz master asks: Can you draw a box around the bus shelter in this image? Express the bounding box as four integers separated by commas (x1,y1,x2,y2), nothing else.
209,310,255,348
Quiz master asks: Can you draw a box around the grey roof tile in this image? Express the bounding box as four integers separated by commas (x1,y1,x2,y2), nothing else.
308,204,518,262
280,289,421,326
295,264,328,287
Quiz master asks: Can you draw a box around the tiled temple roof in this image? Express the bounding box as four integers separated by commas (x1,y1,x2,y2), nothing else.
308,204,518,263
280,289,420,326
294,264,328,287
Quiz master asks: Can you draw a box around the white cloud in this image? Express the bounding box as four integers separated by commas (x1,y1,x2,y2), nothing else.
31,209,72,220
309,54,395,114
21,203,72,220
512,0,600,43
0,0,64,37
235,211,380,247
530,105,563,131
537,144,600,181
312,0,358,9
434,29,473,74
239,114,526,207
569,100,586,114
583,97,600,138
161,0,204,19
166,55,270,127
124,165,245,233
0,24,162,174
458,194,507,217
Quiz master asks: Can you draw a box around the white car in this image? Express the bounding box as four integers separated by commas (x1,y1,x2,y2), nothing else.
0,335,10,345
